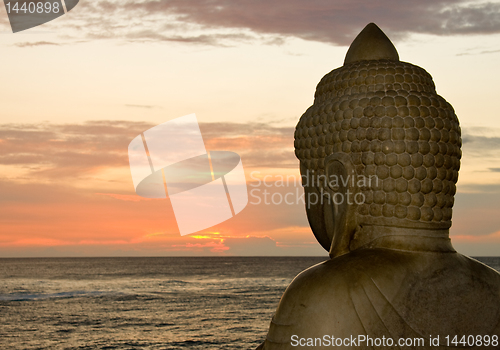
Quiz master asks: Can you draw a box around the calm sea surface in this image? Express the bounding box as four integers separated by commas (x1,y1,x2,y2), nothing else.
0,256,499,350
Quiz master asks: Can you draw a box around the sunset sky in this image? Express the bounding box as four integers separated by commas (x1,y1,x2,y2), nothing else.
1,0,500,257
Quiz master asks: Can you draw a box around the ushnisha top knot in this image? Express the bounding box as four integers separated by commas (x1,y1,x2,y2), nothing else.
294,23,462,230
344,23,399,65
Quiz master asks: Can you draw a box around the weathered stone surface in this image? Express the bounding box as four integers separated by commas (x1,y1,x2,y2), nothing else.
257,23,500,350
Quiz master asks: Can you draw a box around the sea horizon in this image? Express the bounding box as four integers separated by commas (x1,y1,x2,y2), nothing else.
1,256,499,349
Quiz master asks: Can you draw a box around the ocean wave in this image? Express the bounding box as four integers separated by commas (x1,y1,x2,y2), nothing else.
0,290,110,301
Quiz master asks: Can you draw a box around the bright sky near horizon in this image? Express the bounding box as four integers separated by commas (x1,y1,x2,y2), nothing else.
1,0,500,257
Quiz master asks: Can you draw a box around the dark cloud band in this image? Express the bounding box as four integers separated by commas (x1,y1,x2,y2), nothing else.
10,0,500,47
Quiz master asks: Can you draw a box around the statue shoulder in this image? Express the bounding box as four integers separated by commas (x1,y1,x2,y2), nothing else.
269,253,378,340
459,254,500,282
261,250,413,349
274,249,411,320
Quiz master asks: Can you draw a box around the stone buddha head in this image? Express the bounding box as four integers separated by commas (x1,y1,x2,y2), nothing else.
294,23,462,258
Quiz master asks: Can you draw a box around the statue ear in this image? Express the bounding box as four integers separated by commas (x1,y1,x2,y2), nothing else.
324,154,359,258
300,162,332,252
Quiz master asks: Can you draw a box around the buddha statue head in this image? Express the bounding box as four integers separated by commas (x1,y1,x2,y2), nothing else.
294,23,462,258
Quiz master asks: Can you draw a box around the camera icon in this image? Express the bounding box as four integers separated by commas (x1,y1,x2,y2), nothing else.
128,114,248,236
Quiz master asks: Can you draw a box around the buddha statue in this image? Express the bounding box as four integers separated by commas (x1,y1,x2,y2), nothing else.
257,23,500,349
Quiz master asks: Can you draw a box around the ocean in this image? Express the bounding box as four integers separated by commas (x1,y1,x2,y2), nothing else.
0,256,499,350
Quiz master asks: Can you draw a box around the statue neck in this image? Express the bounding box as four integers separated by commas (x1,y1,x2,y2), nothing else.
349,225,455,253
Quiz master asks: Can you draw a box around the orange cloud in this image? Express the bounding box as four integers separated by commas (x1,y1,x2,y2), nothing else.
1,120,497,257
96,193,161,202
453,230,500,243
